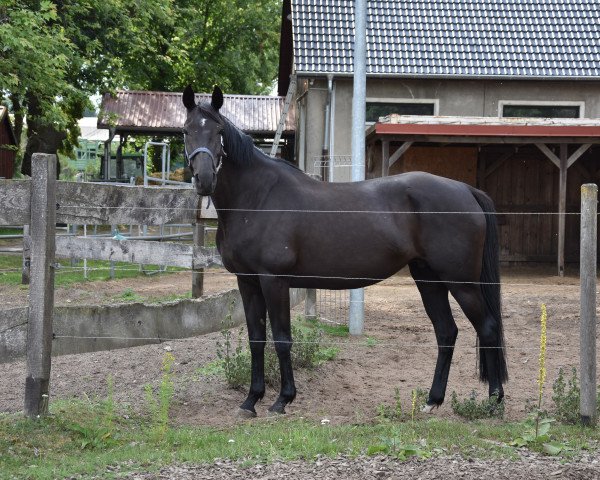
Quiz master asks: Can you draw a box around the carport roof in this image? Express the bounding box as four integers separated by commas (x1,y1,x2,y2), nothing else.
98,90,295,137
367,115,600,144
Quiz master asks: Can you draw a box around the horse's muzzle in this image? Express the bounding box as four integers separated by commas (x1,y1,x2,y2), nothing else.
194,174,216,196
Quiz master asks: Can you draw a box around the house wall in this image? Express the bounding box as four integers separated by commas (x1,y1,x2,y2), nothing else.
298,77,600,178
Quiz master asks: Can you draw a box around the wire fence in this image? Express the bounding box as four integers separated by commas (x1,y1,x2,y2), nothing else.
0,204,586,347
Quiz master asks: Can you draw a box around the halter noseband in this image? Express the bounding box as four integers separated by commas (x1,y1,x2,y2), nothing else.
184,136,225,174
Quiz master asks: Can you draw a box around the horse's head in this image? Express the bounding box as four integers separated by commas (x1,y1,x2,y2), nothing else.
182,85,225,196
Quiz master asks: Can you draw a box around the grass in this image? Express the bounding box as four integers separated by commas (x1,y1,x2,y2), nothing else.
1,399,599,479
0,254,184,287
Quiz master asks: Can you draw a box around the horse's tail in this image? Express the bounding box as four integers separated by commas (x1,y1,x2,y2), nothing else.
469,187,508,384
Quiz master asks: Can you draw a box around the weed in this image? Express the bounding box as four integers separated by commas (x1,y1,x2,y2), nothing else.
216,300,251,388
63,376,117,450
213,305,338,389
450,391,504,420
510,305,567,455
116,288,143,302
377,387,403,421
551,367,600,425
509,414,567,455
552,367,581,424
144,352,175,441
535,303,548,437
367,429,431,460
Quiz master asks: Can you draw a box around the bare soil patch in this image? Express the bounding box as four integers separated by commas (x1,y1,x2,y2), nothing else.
0,265,592,427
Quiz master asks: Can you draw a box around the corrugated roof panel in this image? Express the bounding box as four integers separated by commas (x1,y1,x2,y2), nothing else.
98,91,295,134
292,0,600,78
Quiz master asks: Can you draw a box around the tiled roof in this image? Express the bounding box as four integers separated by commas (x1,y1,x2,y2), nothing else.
292,0,600,78
98,91,295,135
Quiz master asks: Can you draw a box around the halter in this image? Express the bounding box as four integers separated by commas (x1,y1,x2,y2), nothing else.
184,137,225,174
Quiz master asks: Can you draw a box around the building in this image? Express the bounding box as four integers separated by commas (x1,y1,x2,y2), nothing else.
98,90,295,181
279,0,600,268
0,106,17,179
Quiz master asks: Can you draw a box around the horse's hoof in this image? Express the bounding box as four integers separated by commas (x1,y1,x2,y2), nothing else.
267,410,285,418
236,408,257,419
421,403,439,414
267,405,286,416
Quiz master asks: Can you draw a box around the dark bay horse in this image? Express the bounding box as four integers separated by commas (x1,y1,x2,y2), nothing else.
182,85,508,417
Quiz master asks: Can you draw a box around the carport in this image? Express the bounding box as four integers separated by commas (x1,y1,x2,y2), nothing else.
366,115,600,275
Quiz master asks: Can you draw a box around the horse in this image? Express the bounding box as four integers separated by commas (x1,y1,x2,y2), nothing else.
182,85,508,417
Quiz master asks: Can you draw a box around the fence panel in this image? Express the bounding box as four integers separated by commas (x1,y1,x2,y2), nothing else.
0,180,29,225
0,180,218,226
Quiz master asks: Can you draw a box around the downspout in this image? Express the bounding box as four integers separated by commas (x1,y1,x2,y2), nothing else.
322,74,334,181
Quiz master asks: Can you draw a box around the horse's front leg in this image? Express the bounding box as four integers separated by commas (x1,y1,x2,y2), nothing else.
237,276,267,418
259,276,296,414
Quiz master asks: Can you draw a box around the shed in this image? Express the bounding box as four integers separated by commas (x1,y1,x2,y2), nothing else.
98,90,296,180
367,115,600,271
0,106,17,179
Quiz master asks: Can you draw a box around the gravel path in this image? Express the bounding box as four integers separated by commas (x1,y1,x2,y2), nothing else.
123,454,600,480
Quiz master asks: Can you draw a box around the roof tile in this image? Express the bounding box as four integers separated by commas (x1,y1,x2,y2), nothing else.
292,0,600,77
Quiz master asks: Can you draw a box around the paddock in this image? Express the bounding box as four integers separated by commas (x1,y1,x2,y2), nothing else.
0,264,589,425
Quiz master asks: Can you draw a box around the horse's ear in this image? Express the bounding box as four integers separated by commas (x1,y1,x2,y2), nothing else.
211,85,224,111
182,84,196,111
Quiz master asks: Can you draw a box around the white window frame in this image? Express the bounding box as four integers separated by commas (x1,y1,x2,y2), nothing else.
498,100,585,118
365,97,439,125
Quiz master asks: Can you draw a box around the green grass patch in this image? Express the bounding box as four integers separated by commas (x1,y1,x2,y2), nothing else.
1,399,598,479
304,317,349,337
0,227,23,236
0,254,184,287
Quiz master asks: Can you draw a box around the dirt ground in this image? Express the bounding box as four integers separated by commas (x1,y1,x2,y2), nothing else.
0,264,592,426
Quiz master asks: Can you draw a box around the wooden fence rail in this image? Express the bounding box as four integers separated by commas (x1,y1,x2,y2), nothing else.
0,178,217,226
55,236,222,269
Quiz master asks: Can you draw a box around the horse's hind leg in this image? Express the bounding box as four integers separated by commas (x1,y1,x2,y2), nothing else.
449,284,504,400
237,276,268,417
409,262,458,410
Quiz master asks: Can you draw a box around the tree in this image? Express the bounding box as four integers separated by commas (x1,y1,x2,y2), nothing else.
0,0,282,177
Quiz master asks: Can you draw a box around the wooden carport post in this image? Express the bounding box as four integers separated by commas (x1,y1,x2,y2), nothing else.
381,140,413,177
24,153,56,418
535,143,591,276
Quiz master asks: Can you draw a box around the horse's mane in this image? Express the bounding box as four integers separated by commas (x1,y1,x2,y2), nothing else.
208,107,300,172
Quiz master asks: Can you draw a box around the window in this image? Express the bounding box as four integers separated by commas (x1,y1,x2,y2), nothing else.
366,99,437,123
500,101,584,119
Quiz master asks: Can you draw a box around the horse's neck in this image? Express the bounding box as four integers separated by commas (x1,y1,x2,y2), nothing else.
212,152,276,211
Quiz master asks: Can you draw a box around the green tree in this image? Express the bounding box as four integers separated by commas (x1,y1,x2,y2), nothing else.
0,0,281,177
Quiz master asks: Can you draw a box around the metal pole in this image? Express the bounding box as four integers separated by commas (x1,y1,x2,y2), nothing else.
349,0,367,335
580,183,597,426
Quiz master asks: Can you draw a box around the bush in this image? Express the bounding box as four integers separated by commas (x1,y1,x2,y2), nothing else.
216,313,337,389
450,390,504,420
551,366,600,425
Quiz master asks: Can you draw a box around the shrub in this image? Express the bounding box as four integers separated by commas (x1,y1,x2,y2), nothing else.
450,390,504,420
215,311,337,389
551,367,600,425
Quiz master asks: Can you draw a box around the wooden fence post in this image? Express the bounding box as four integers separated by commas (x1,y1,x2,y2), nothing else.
192,203,205,298
580,183,597,426
24,153,57,418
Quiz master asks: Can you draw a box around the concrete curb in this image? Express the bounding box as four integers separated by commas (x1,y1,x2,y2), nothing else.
0,288,306,363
